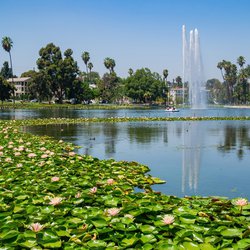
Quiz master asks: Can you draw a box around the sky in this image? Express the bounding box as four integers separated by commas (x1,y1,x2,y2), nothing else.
1,0,250,81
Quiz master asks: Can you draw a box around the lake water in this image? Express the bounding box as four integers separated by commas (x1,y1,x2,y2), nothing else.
1,107,250,199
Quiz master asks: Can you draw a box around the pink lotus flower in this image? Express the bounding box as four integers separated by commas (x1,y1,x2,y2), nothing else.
90,187,97,194
0,152,3,156
49,197,62,206
107,208,120,216
0,146,3,150
51,176,60,182
107,178,115,185
28,153,37,158
234,198,248,207
8,141,14,145
41,154,49,159
68,152,76,157
16,163,23,168
14,152,21,156
75,192,81,198
29,222,44,232
5,157,12,162
162,214,175,225
18,146,25,151
40,147,46,151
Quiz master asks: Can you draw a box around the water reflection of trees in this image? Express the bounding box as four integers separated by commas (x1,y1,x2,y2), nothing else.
218,125,250,159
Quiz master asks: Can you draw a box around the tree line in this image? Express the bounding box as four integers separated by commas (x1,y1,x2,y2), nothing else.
1,37,250,105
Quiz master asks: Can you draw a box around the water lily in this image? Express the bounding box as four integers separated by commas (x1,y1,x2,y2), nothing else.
49,197,62,206
90,187,97,194
28,153,37,158
162,214,175,225
124,214,134,219
0,146,3,150
14,152,21,156
68,152,76,156
29,222,44,232
107,208,120,216
234,198,248,207
107,178,115,185
75,192,81,198
51,176,60,182
5,157,12,162
16,163,23,168
41,154,49,158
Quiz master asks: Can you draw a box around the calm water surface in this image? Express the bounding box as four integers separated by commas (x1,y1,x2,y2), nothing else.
22,118,250,199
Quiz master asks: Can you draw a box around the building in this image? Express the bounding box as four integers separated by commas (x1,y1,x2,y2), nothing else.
170,87,188,104
7,77,31,97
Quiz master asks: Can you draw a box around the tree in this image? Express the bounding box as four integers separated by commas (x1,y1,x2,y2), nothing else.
217,60,237,103
175,76,182,87
88,62,93,83
2,36,15,102
124,68,166,103
0,76,13,104
104,57,116,73
81,51,90,74
0,61,12,79
237,56,248,104
163,69,168,82
128,68,134,76
36,43,79,103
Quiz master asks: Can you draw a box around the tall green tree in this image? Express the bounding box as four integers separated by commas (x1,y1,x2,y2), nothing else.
104,57,116,73
237,56,248,104
81,51,90,74
87,62,93,83
124,68,166,103
0,61,12,79
0,76,13,104
128,68,134,76
2,37,15,102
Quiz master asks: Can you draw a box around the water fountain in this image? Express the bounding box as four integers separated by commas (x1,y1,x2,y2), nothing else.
182,25,207,109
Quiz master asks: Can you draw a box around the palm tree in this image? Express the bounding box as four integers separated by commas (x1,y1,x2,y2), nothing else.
2,36,15,103
163,69,169,105
104,57,116,74
128,68,134,76
87,62,93,83
163,69,168,83
81,51,90,74
237,56,245,69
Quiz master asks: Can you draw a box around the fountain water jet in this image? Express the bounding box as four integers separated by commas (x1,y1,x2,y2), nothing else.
182,25,206,109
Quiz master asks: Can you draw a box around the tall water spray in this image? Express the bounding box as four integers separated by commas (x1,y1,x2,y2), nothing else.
182,25,206,108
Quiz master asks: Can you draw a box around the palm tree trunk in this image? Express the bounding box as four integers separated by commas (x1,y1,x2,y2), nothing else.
9,52,15,105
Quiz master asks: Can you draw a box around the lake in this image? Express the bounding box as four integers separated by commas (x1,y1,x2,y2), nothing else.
1,107,250,199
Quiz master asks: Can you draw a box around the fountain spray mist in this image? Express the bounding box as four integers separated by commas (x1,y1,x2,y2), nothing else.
182,25,206,109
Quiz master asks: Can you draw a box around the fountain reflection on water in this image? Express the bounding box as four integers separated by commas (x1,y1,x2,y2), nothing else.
182,25,207,109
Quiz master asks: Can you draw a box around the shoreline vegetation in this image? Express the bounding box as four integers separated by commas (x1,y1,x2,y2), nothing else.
0,115,250,248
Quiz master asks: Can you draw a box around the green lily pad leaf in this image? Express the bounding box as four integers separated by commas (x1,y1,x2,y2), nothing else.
199,243,216,250
141,243,154,250
180,217,196,224
140,225,156,233
23,230,37,239
68,217,82,224
42,240,62,248
235,239,250,249
151,177,166,184
156,243,178,250
141,234,157,244
112,222,126,231
19,239,37,248
120,236,138,247
0,230,19,240
176,229,193,238
221,228,242,238
192,232,203,243
40,206,54,214
13,206,24,213
91,218,108,228
180,242,200,250
87,240,107,248
56,230,71,237
41,230,59,242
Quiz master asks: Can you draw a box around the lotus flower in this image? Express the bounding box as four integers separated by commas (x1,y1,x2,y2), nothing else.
28,153,37,158
16,163,23,168
107,208,120,216
107,178,115,185
162,214,175,225
5,157,12,162
0,146,3,150
41,154,49,159
29,222,44,232
90,187,97,194
0,152,3,156
51,176,60,182
234,198,248,207
14,152,21,156
75,192,81,198
68,152,76,156
49,197,62,206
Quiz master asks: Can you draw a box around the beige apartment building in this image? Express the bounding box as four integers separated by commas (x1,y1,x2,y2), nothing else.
7,77,31,97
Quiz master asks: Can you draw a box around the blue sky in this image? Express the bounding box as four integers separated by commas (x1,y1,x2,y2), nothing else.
1,0,250,81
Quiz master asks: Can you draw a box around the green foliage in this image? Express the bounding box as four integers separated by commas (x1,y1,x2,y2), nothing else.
0,61,12,79
124,68,166,103
0,76,13,103
0,119,250,248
